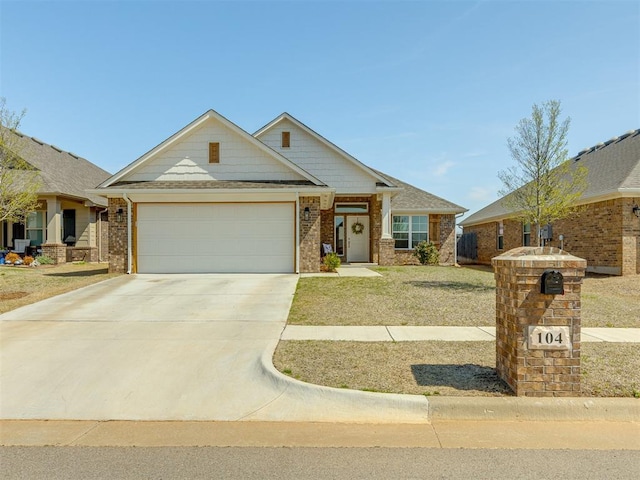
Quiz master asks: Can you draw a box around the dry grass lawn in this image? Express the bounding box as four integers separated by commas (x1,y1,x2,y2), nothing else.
289,266,640,328
278,265,640,398
0,263,119,314
274,341,640,398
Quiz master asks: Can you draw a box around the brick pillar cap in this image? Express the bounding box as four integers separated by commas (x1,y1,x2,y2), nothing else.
492,246,586,267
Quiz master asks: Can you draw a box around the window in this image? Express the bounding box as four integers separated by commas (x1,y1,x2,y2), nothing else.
497,221,504,250
392,215,428,249
209,142,220,164
335,203,368,214
523,223,531,246
281,131,290,148
26,211,45,246
334,216,344,256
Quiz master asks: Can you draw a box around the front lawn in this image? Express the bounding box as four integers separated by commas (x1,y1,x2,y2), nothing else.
289,266,640,328
0,263,120,315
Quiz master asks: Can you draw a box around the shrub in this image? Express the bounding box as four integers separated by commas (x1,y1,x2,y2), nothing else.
414,241,439,265
323,252,341,272
36,254,55,265
23,255,35,266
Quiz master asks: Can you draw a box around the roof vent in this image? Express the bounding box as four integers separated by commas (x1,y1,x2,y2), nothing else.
68,152,80,159
31,137,44,145
51,145,63,152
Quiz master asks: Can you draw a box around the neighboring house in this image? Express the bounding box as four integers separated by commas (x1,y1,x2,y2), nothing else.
1,129,111,263
460,129,640,276
93,109,466,274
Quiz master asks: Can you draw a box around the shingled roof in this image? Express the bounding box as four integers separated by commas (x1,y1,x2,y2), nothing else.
2,128,111,206
373,169,467,214
460,128,640,227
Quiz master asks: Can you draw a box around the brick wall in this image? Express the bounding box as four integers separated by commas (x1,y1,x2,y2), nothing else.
393,214,457,266
108,198,128,273
299,196,321,273
493,247,586,397
41,243,67,264
469,197,640,275
99,210,109,262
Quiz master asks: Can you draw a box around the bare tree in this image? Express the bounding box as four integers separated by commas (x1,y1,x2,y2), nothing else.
498,100,587,246
0,98,41,224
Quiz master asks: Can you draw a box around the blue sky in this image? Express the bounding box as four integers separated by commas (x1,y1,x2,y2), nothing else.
1,0,638,217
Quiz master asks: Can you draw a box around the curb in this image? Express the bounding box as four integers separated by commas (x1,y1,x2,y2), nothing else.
248,344,430,423
427,396,640,422
260,345,639,423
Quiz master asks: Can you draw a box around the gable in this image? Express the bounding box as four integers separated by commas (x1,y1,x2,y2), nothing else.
256,117,387,194
120,117,310,183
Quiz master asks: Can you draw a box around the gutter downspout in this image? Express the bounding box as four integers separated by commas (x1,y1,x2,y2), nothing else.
123,194,133,274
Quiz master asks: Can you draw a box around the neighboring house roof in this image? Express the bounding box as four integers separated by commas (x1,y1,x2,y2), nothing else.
100,109,326,188
2,128,111,207
460,128,640,227
373,169,467,214
254,112,398,189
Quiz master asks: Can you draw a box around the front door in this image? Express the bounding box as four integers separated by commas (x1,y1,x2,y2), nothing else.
347,216,370,263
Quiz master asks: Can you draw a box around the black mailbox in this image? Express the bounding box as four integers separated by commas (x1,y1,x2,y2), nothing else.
541,270,564,295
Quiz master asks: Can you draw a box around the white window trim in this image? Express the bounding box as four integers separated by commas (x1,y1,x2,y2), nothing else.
392,213,429,250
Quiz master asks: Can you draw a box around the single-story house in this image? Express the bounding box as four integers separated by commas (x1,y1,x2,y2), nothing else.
93,109,466,274
1,129,111,263
460,128,640,275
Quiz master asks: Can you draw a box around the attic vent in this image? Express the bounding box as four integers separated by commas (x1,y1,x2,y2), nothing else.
51,145,63,152
281,131,290,148
69,152,80,159
32,137,44,145
209,142,220,164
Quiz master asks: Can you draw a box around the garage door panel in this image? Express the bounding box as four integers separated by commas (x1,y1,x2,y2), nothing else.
137,203,294,273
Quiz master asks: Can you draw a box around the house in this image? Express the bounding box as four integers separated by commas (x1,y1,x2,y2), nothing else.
0,129,111,263
459,129,640,275
93,109,466,274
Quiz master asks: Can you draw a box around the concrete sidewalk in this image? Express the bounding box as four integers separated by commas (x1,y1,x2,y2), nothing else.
2,419,639,449
282,325,640,342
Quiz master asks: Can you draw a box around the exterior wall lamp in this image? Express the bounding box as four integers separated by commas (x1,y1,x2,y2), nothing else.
116,208,124,223
303,207,310,222
633,204,640,218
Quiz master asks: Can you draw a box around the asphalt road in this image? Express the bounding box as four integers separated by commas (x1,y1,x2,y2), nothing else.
2,446,639,479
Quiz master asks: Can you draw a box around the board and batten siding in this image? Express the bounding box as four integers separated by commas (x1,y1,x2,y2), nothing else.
256,119,379,193
124,119,308,183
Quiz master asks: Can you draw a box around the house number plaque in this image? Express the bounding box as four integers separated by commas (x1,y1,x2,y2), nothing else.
528,326,571,350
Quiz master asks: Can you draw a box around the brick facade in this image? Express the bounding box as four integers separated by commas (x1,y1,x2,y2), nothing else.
40,243,67,264
465,197,640,275
393,214,457,266
66,246,99,262
108,198,128,273
299,196,321,273
493,247,586,397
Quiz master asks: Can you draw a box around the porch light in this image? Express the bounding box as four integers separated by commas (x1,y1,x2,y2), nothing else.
303,207,310,222
633,204,640,218
116,208,124,223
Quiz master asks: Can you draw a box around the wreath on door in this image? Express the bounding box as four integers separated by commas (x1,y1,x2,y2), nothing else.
351,221,365,235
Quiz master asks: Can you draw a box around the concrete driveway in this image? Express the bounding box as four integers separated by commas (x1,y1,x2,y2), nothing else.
0,274,426,423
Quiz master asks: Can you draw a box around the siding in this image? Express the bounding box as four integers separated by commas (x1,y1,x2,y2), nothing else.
256,119,379,193
125,119,307,183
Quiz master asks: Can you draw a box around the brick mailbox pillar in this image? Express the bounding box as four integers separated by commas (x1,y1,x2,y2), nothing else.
492,247,587,397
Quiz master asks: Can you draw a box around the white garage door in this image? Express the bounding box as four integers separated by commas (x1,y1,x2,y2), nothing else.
136,203,295,273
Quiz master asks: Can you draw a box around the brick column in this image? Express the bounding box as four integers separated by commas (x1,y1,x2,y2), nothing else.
299,196,321,273
378,238,395,266
108,198,128,273
40,244,67,264
492,247,586,397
